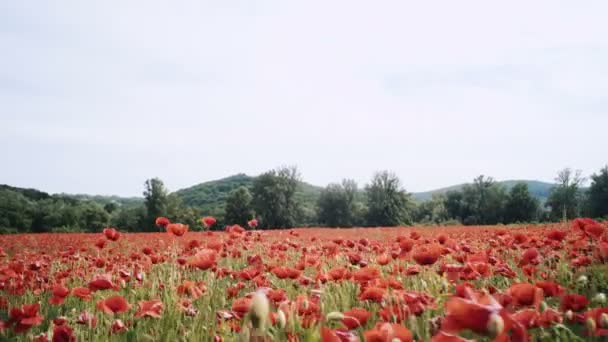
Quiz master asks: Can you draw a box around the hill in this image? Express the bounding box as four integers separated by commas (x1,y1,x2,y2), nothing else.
411,180,556,201
174,174,323,216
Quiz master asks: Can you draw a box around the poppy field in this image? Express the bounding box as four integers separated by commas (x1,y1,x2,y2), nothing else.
1,219,608,341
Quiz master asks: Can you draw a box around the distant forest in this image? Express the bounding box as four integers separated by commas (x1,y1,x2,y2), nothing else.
1,165,607,233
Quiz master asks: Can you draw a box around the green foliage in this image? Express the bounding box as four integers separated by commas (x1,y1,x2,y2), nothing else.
365,171,413,226
444,175,508,225
143,178,169,231
224,186,254,226
504,183,540,223
252,166,302,228
546,168,585,221
587,166,608,218
317,179,361,227
414,193,449,224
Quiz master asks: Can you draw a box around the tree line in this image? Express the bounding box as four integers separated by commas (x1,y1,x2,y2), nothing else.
1,165,607,233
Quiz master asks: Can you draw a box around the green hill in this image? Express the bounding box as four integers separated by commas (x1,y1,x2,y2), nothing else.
174,174,323,217
411,180,556,202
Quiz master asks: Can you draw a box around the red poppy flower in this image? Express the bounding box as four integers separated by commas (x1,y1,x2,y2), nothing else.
507,283,543,308
102,228,120,241
166,223,188,237
201,216,217,228
359,286,386,303
111,319,127,334
8,303,44,333
271,266,301,279
188,249,217,270
412,245,442,265
52,324,76,342
248,219,258,229
352,267,381,283
88,275,118,291
342,307,371,329
135,299,163,318
72,287,92,300
155,216,170,227
49,284,70,305
560,293,589,312
76,311,97,328
363,323,413,342
97,295,131,315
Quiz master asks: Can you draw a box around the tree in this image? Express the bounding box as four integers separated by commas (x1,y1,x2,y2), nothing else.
317,179,359,227
365,171,413,226
504,183,539,223
587,166,608,218
224,186,254,227
443,176,507,225
414,193,449,224
252,166,302,228
143,178,169,231
546,168,585,221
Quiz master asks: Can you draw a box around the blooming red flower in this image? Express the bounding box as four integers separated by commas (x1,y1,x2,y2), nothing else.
412,244,442,265
364,323,413,342
88,274,118,291
52,324,76,342
8,303,44,333
155,216,170,227
72,287,92,300
248,219,258,229
166,223,188,237
188,249,217,270
97,295,131,315
359,287,386,303
201,216,217,228
135,299,163,318
560,293,589,312
342,307,371,329
49,284,70,305
102,227,120,241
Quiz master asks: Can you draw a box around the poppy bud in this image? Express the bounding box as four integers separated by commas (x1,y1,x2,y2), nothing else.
277,310,286,329
593,293,606,304
540,301,548,312
565,310,573,321
600,313,608,329
249,292,269,331
586,317,597,332
577,275,588,286
487,313,504,337
326,311,345,321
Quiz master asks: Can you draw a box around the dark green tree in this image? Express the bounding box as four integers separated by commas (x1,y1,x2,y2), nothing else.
414,193,449,224
546,168,585,221
252,166,302,228
504,183,539,223
143,178,169,231
224,186,254,227
587,166,608,218
365,171,413,226
317,179,359,227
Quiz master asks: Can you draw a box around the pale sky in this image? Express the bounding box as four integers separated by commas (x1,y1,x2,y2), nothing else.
1,1,607,197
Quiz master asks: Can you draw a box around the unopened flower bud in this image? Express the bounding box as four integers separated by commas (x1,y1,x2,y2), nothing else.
249,292,269,331
565,310,574,321
600,313,608,329
326,311,345,321
277,310,286,329
487,313,504,337
593,293,606,304
586,317,597,332
577,275,588,286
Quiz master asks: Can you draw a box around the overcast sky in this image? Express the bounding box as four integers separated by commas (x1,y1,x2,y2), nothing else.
1,1,607,197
